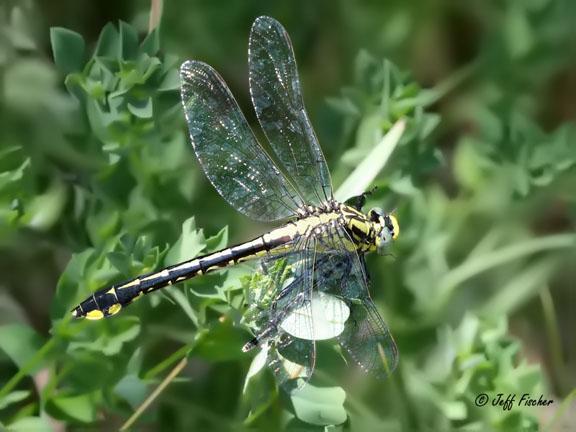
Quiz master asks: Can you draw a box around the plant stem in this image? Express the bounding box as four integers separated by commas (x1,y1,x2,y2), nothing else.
544,387,576,431
436,233,576,309
148,0,163,33
144,344,192,380
540,287,566,394
120,356,188,431
0,338,56,400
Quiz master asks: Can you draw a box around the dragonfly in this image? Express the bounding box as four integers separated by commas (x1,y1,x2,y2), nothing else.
72,16,399,390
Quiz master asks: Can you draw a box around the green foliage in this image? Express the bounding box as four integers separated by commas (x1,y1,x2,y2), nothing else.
1,1,575,431
328,52,444,189
405,314,541,431
290,384,347,426
458,110,576,197
50,27,86,75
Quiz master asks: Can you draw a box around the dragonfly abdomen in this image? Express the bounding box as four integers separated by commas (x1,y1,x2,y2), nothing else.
72,206,373,321
71,234,291,320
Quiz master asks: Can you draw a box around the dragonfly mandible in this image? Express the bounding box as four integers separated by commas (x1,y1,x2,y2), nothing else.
72,16,399,390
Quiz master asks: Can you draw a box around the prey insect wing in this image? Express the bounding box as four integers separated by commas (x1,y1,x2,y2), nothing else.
245,233,318,391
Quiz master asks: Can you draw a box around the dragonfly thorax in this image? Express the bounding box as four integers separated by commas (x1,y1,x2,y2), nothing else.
327,204,398,254
296,201,399,253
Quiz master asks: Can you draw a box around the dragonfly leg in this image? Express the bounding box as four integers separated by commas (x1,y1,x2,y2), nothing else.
243,286,306,353
344,186,378,210
242,323,278,352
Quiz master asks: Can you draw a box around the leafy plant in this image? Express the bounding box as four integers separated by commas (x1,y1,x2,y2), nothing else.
1,1,575,431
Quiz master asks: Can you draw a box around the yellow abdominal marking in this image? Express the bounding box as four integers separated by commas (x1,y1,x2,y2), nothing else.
85,309,105,320
118,279,140,289
107,304,122,316
142,270,169,281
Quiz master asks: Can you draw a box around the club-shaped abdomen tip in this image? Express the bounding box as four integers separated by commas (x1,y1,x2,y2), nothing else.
71,306,83,319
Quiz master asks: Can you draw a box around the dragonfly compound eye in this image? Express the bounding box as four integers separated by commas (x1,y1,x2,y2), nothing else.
368,207,384,222
388,214,400,240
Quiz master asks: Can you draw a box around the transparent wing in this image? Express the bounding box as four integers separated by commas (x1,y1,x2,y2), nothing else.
249,16,332,206
248,233,317,392
316,226,399,378
180,60,303,222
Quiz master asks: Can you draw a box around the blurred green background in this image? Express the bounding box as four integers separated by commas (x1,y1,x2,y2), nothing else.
1,0,575,430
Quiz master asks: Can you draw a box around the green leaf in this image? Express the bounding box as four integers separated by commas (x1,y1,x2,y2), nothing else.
0,147,31,224
49,392,99,423
455,313,480,354
68,317,141,356
439,400,467,420
86,207,120,245
64,73,86,103
95,23,120,58
205,226,229,252
158,69,181,92
0,390,30,410
86,98,114,144
454,137,487,190
24,180,67,230
140,29,160,56
114,374,148,410
7,417,52,432
290,384,347,426
165,287,199,326
52,249,94,320
9,6,37,50
192,320,248,361
505,5,533,59
64,352,115,392
165,217,206,265
127,97,153,118
105,251,132,276
50,27,85,74
119,21,139,60
418,113,441,140
336,119,405,201
242,348,269,394
0,324,44,370
99,319,141,356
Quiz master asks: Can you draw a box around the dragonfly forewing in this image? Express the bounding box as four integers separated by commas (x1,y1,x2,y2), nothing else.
180,60,303,222
249,16,333,207
322,225,399,377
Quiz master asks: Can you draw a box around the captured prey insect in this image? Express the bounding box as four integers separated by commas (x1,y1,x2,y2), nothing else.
72,16,399,390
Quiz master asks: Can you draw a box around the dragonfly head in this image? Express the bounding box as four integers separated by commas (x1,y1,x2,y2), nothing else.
368,207,400,254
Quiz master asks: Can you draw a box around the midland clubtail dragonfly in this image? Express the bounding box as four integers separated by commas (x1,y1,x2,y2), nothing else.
72,16,399,390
